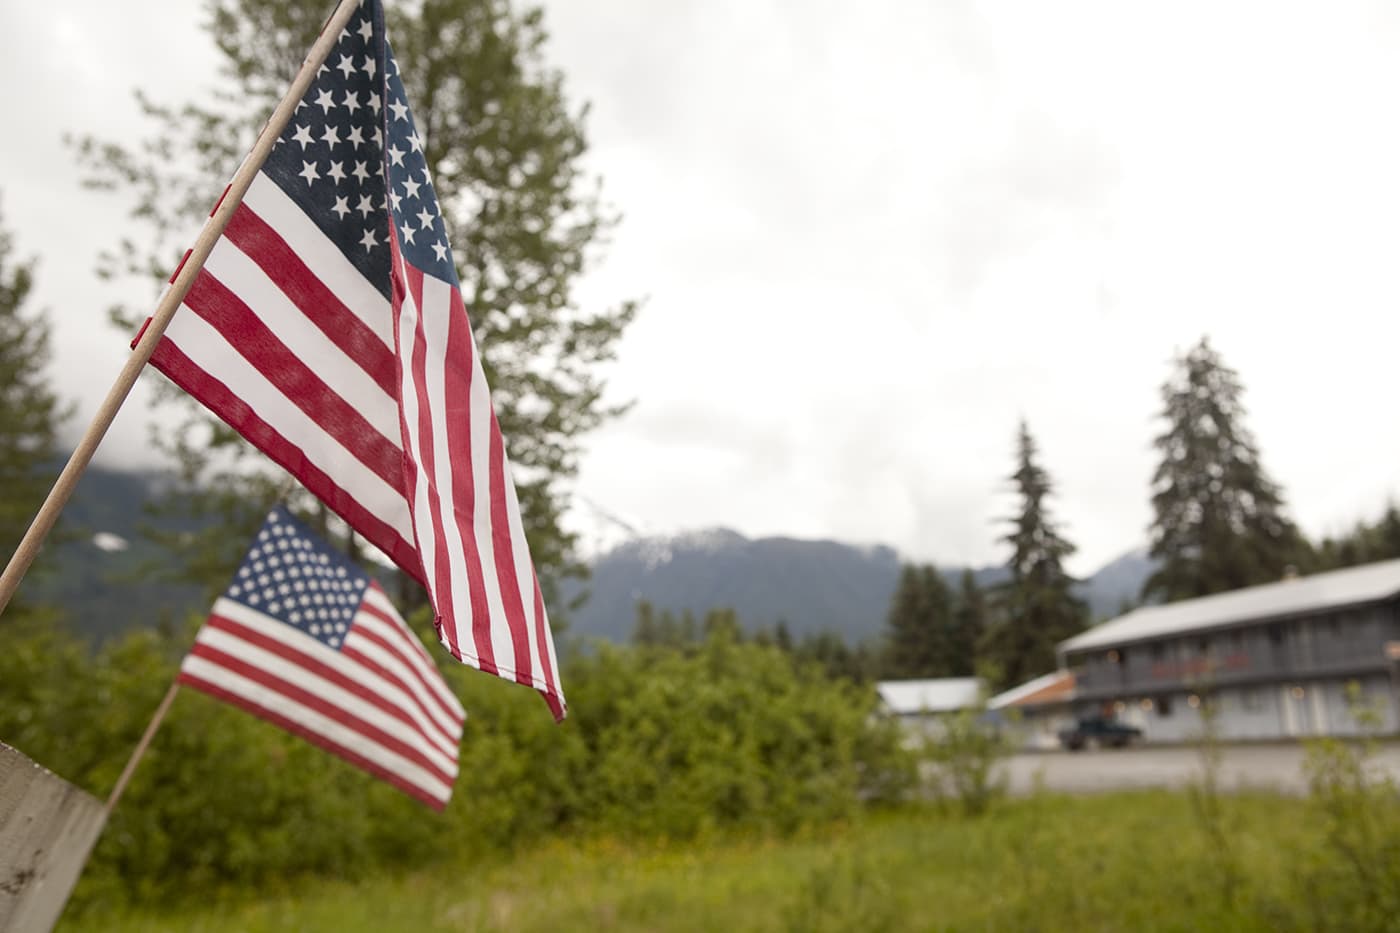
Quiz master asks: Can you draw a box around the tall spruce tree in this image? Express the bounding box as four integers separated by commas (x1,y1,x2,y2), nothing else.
0,202,67,566
948,569,987,677
70,0,636,602
1143,337,1306,602
883,563,955,678
979,421,1085,691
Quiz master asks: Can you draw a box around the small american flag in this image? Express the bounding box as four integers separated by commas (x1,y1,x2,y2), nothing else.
140,0,565,719
179,505,466,810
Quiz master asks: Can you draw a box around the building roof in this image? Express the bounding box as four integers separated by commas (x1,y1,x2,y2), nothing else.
1060,557,1400,655
875,678,983,715
987,670,1075,710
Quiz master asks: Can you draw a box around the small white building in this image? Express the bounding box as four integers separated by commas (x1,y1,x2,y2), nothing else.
875,678,984,743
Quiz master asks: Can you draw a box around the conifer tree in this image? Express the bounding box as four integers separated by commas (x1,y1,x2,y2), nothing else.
1143,337,1306,602
0,203,67,566
948,569,987,677
883,563,954,678
979,421,1085,690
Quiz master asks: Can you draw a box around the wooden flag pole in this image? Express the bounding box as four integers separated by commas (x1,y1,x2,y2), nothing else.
103,681,181,818
0,0,364,621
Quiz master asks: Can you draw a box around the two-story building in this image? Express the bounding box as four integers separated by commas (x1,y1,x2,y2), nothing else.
1057,558,1400,742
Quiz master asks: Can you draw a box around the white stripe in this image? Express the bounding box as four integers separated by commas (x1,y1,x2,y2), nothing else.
192,615,457,777
343,621,461,748
362,587,466,720
464,311,514,675
421,275,496,671
163,309,415,546
501,451,545,692
243,173,394,351
181,654,451,804
196,599,457,758
204,239,401,442
393,272,448,655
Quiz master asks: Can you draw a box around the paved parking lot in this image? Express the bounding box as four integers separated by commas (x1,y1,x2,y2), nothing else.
1000,742,1400,795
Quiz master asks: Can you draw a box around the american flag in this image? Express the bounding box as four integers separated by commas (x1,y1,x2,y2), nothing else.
140,0,565,719
179,505,466,810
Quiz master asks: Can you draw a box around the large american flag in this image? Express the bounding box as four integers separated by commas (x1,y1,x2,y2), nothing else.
141,0,565,719
179,506,466,810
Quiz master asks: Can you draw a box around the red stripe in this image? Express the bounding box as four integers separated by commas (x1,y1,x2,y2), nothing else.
343,616,461,740
340,640,457,754
181,269,402,491
225,206,397,397
403,264,467,666
189,632,455,788
532,571,565,721
486,404,532,687
201,615,456,776
436,278,497,676
357,597,462,727
177,671,447,810
169,249,193,284
149,338,425,586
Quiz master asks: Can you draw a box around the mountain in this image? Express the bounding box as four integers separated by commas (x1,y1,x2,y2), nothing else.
562,527,1155,644
15,465,209,641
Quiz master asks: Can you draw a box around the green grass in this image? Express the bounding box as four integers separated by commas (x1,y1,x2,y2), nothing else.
65,792,1330,932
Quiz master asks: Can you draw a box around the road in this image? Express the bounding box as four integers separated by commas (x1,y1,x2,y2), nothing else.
998,742,1400,795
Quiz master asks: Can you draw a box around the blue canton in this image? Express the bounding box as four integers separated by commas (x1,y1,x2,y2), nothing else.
261,0,458,299
224,505,370,651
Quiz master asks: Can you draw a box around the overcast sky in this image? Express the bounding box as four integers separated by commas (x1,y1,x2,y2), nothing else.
5,2,1400,576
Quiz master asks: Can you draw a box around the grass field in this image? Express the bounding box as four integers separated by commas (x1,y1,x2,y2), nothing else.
66,790,1361,932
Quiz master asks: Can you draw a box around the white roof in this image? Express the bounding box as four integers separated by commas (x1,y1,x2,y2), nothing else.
987,669,1074,710
876,678,983,714
1060,557,1400,655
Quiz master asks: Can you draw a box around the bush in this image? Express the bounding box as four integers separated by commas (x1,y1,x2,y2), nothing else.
0,613,915,912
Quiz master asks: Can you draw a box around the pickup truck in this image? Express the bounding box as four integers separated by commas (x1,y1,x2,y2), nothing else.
1058,716,1143,751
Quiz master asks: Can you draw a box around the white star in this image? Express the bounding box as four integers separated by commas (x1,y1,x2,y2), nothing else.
336,54,355,79
371,126,383,147
400,221,416,245
389,189,402,211
229,585,241,596
342,91,361,115
431,240,449,262
269,600,281,612
352,161,370,184
356,194,375,217
416,207,435,230
347,126,365,148
357,19,373,42
388,99,408,122
361,55,377,79
291,124,314,149
314,88,336,114
331,197,351,220
310,624,320,635
320,124,341,147
367,95,382,117
279,583,291,595
360,228,379,252
298,161,320,185
328,161,347,183
290,612,301,623
387,144,405,167
402,176,421,200
407,129,424,153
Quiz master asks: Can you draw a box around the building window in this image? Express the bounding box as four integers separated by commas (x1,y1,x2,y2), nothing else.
1241,689,1263,711
1268,624,1284,645
1157,696,1173,717
1231,630,1245,651
1151,642,1166,661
